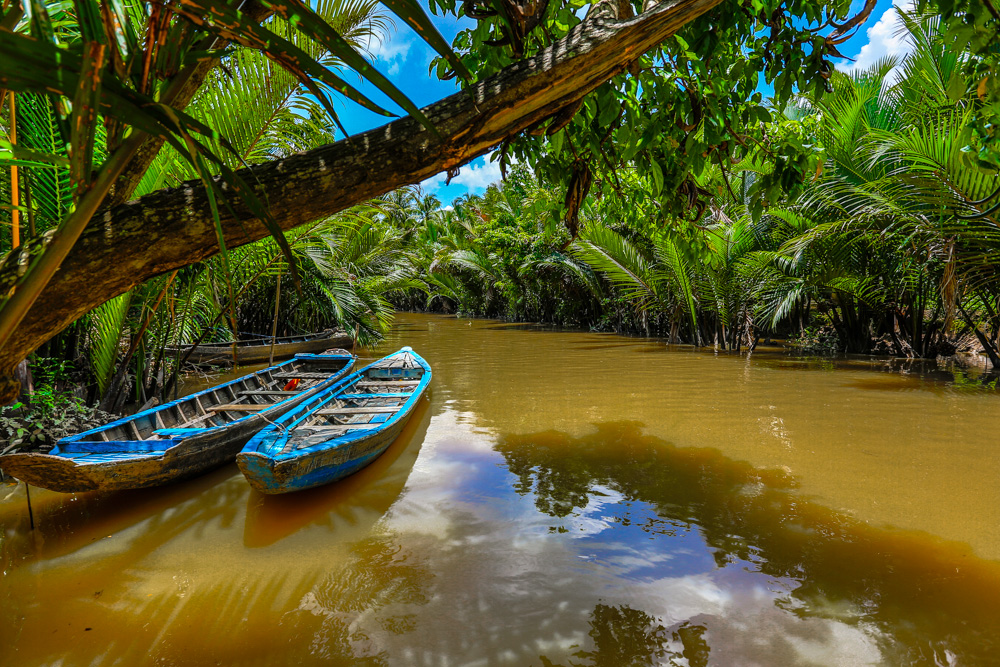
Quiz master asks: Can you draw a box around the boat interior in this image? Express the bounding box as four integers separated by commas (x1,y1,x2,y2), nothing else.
57,354,354,456
268,353,427,454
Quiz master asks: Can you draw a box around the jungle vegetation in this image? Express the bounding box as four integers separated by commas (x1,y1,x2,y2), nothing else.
396,13,1000,366
0,0,998,434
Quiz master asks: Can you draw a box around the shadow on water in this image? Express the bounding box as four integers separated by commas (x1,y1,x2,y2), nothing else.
494,422,1000,666
0,462,244,563
537,604,710,667
566,343,659,351
73,531,434,667
745,353,1000,392
243,396,431,548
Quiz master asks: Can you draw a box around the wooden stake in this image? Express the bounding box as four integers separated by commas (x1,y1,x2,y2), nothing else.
268,273,282,366
25,481,34,530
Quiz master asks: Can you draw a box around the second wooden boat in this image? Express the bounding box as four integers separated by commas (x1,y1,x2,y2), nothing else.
237,347,431,494
0,352,356,493
171,329,354,365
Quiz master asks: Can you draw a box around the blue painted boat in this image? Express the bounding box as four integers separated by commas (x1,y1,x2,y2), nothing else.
236,347,431,494
0,352,356,493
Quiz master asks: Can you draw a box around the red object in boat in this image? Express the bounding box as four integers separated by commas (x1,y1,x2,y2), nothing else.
282,378,301,391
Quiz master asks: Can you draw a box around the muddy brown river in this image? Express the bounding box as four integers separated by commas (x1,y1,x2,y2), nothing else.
2,313,999,665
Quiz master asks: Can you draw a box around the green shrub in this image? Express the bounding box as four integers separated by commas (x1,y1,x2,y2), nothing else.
1,395,113,453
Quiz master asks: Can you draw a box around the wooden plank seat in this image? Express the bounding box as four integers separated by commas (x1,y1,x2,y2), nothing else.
271,372,334,380
316,407,399,415
300,424,380,431
357,380,420,387
326,412,390,424
207,405,259,414
340,393,411,399
209,404,268,412
239,390,298,397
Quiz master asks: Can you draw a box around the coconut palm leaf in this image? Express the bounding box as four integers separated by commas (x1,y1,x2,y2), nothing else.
572,223,662,313
88,291,131,397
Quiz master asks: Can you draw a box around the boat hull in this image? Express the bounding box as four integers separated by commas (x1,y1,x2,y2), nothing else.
176,332,353,365
237,405,413,494
236,348,431,495
0,426,253,492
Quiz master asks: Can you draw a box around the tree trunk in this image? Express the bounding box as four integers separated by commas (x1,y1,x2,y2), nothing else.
13,358,31,403
0,0,724,400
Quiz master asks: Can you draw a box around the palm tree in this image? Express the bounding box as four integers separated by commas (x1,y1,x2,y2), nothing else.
0,0,468,388
778,11,1000,359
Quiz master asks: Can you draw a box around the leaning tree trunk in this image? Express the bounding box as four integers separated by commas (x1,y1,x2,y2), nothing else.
0,0,725,402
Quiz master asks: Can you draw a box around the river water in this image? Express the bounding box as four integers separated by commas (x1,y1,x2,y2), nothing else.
2,312,999,665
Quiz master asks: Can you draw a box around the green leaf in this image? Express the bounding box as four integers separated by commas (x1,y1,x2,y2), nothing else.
549,129,565,155
598,100,620,128
0,139,71,168
650,160,664,195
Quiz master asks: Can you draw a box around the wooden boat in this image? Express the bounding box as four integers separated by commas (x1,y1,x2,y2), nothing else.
170,329,354,365
0,352,356,493
237,347,431,494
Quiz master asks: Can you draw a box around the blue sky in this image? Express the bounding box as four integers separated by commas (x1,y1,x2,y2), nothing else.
335,0,907,206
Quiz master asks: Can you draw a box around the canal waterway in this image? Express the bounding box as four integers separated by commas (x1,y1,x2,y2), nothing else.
2,312,999,665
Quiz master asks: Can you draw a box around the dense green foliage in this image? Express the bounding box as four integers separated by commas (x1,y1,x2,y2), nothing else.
389,13,1000,364
0,358,113,453
432,0,998,231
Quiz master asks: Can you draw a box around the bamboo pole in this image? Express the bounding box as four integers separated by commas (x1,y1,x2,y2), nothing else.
8,91,19,249
268,273,281,366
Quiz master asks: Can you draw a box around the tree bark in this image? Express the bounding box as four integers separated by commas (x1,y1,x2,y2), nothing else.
0,0,724,399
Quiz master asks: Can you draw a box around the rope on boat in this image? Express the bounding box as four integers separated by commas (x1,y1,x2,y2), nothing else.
258,411,287,434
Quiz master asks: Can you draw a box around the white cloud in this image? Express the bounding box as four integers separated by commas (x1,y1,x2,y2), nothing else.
839,1,914,75
451,159,504,189
364,31,412,76
422,156,503,193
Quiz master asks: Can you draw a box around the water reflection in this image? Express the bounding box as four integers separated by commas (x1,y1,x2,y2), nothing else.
0,402,429,666
281,534,432,665
4,314,1000,665
539,605,708,667
496,422,1000,665
0,463,241,563
752,353,1000,392
244,397,429,547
